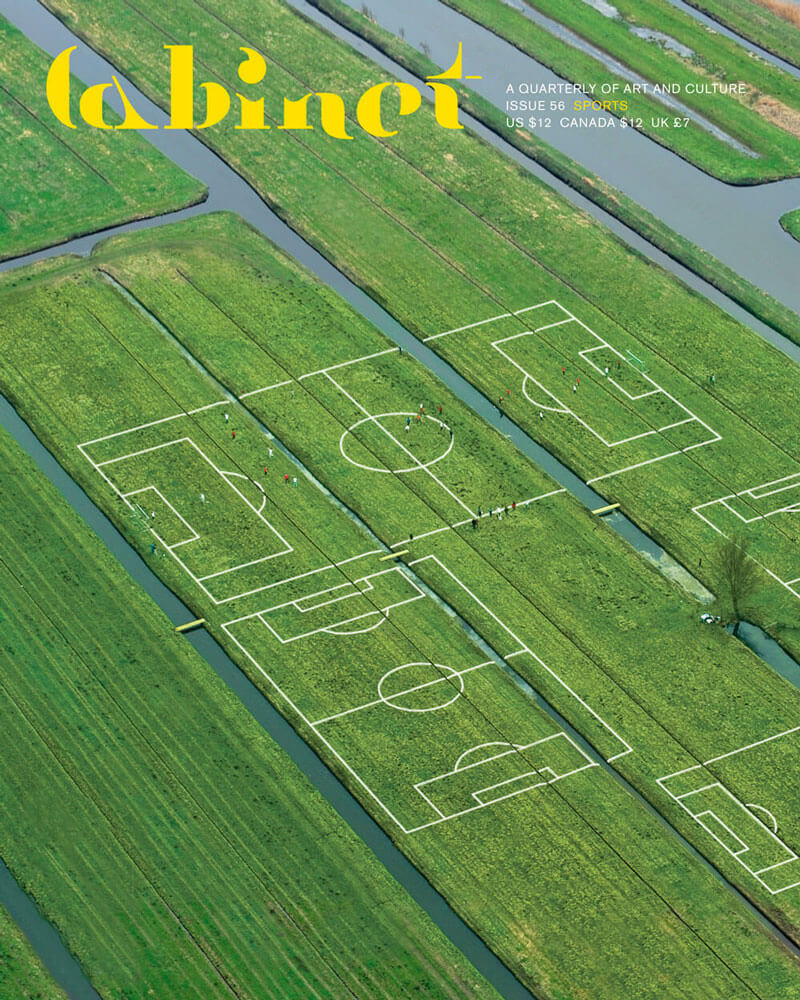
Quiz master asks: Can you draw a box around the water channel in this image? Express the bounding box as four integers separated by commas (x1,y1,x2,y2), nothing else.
334,0,800,314
2,0,800,993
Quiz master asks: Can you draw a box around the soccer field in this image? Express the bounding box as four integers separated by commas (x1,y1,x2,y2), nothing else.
3,217,800,997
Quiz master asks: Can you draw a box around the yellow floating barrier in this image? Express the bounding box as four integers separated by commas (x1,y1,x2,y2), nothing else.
175,618,206,633
380,550,409,560
592,503,620,515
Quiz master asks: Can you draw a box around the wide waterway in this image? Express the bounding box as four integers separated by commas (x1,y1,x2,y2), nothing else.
335,0,800,314
2,0,800,992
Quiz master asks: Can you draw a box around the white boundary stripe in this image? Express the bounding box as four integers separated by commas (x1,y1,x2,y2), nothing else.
693,473,800,603
227,566,426,645
298,347,396,381
326,372,477,519
409,554,633,762
312,660,493,725
409,732,597,830
421,301,559,343
657,727,800,894
221,621,411,832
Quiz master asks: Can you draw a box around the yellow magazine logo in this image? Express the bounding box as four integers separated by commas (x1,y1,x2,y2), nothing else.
46,43,480,136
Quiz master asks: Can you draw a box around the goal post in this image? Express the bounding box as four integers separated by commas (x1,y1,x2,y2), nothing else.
625,350,647,373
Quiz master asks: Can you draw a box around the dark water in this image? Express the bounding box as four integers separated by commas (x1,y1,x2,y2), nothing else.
0,860,102,1000
0,393,542,1000
2,0,800,987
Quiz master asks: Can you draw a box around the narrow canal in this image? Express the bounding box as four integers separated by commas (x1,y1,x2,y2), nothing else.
2,0,800,994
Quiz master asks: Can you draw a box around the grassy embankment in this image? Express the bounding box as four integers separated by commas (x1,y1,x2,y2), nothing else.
308,0,800,348
437,0,800,182
680,0,800,70
3,215,800,998
100,213,800,934
38,0,800,660
0,422,506,1000
781,207,800,241
0,17,205,260
0,903,67,1000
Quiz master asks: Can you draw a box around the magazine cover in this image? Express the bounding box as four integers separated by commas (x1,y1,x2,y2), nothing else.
2,0,800,997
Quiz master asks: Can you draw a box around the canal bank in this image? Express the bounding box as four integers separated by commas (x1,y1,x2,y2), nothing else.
1,0,800,988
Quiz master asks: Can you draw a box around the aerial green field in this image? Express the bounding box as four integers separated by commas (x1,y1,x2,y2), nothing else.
436,0,800,182
2,215,800,998
97,213,800,929
0,17,204,260
680,0,800,70
0,903,66,1000
309,0,800,347
0,423,508,1000
38,0,800,659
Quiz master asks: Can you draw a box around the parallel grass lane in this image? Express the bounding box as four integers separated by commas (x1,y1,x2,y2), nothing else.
0,425,504,1000
0,17,205,261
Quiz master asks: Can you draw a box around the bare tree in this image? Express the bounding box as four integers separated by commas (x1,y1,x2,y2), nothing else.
714,533,760,636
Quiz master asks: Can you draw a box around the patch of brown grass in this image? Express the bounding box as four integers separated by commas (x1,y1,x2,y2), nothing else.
751,0,800,30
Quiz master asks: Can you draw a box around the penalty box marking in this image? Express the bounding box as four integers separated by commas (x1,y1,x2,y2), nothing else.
79,433,293,604
658,726,800,894
246,566,425,644
423,299,720,484
693,472,800,603
412,732,597,828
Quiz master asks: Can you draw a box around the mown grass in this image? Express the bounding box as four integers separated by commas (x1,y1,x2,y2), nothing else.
3,215,800,998
0,17,205,261
41,0,800,650
680,0,800,70
0,902,66,1000
0,422,508,1000
437,0,800,182
308,0,800,349
781,207,800,241
91,213,800,938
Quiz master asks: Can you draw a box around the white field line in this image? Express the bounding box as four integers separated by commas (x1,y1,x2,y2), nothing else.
409,732,597,831
80,400,226,447
221,621,412,833
229,566,426,644
311,660,492,726
658,726,800,894
387,487,567,549
693,478,800,602
422,301,559,343
409,554,633,762
298,346,397,381
325,371,476,519
122,486,199,547
238,379,293,399
79,432,320,605
492,310,720,461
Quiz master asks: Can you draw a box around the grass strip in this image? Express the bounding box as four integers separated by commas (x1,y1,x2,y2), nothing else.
678,0,800,71
0,423,503,1000
0,16,205,261
436,0,800,182
307,0,800,351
